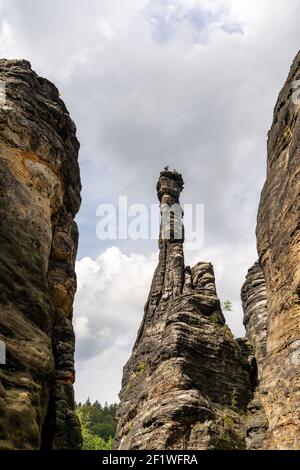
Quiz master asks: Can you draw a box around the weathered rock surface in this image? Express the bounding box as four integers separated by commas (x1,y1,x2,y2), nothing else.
242,50,300,449
256,50,300,450
115,170,253,450
241,262,268,449
242,261,267,377
0,59,82,449
244,391,268,450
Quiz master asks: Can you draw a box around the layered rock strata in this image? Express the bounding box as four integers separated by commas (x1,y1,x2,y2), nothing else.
241,262,268,449
255,51,300,450
241,261,267,377
115,170,253,450
0,59,82,449
242,50,300,449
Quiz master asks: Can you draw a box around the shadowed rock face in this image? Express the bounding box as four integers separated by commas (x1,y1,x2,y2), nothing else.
242,50,300,450
241,261,268,450
0,59,82,449
114,170,253,450
242,261,267,377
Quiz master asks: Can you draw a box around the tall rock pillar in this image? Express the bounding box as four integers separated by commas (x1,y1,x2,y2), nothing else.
115,170,253,450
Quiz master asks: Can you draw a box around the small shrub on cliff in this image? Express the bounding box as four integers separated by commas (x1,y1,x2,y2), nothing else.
231,388,238,411
222,300,233,312
136,361,148,376
223,415,234,428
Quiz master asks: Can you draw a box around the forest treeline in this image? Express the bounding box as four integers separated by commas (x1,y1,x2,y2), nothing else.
76,399,117,450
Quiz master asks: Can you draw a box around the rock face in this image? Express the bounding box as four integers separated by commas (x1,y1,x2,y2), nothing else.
0,60,82,449
242,50,300,449
241,261,267,377
115,170,253,450
241,262,268,449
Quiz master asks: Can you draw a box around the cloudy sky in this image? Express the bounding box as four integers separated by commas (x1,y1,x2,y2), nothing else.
0,0,299,404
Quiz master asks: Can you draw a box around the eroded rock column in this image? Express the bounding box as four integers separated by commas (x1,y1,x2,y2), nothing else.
115,170,253,450
241,261,268,449
242,261,267,377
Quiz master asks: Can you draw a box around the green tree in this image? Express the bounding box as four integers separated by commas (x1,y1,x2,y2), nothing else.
81,426,113,450
76,400,117,450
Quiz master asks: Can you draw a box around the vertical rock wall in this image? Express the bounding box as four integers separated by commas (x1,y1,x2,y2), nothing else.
115,170,253,450
256,51,300,449
0,60,81,449
242,50,300,449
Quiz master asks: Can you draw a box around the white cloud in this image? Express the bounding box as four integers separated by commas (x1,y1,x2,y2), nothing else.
74,315,91,340
74,247,157,402
75,336,132,404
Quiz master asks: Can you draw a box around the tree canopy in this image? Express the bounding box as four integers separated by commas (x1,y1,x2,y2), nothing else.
76,400,117,450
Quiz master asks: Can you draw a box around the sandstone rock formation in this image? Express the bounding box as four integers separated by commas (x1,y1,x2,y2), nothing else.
115,170,254,450
241,261,267,377
0,59,82,449
242,50,300,449
241,262,268,449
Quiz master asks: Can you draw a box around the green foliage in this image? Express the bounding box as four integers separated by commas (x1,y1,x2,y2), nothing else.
81,427,113,450
223,414,234,428
208,312,222,325
136,361,148,376
231,388,238,411
222,300,233,312
76,399,117,450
